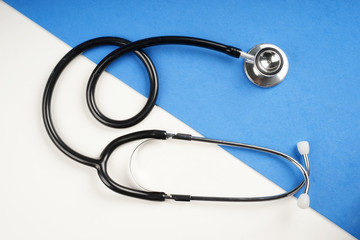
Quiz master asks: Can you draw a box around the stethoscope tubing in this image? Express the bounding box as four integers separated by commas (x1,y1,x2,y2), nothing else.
86,36,241,128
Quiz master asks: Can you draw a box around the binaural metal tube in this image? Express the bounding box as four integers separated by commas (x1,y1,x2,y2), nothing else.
190,135,310,194
303,154,310,176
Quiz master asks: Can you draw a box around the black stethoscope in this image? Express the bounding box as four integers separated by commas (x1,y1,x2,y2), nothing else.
42,36,310,208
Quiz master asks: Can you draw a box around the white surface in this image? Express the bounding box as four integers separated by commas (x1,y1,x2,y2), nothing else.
0,2,355,239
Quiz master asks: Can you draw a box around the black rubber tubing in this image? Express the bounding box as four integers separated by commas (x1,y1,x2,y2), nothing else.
86,36,241,128
42,37,158,168
42,36,241,201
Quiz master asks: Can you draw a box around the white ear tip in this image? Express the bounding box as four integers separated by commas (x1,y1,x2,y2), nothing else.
297,193,310,209
297,141,310,155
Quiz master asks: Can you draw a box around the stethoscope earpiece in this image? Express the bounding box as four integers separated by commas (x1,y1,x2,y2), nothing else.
244,44,289,88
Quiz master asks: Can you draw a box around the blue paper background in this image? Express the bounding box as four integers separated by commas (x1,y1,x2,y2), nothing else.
5,0,360,238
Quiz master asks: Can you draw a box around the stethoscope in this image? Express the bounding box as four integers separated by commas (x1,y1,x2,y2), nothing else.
42,36,310,209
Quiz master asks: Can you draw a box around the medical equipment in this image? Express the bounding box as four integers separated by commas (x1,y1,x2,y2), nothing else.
42,36,310,208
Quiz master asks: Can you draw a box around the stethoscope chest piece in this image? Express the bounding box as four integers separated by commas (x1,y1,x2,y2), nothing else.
244,43,289,87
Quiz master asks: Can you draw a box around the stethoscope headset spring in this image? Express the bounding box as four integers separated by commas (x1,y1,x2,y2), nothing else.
42,36,310,208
